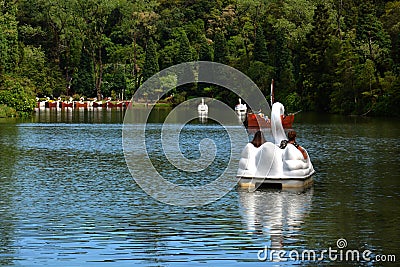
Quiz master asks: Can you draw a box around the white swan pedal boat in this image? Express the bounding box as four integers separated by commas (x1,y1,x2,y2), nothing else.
235,98,247,114
198,98,208,113
237,102,315,189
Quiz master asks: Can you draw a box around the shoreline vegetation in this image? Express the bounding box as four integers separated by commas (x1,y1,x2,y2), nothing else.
0,104,17,118
1,1,400,118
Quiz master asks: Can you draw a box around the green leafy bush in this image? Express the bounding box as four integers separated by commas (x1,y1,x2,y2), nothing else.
0,75,36,115
0,104,17,117
284,92,302,112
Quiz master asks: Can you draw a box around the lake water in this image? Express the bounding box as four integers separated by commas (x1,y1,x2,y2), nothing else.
0,108,399,266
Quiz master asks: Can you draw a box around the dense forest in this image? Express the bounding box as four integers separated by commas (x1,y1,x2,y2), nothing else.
0,0,399,116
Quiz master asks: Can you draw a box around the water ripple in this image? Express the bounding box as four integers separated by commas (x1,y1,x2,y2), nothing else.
0,117,399,266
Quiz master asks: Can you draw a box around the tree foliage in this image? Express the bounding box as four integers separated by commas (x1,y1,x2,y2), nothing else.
0,0,398,116
142,37,159,82
213,31,228,64
253,26,269,64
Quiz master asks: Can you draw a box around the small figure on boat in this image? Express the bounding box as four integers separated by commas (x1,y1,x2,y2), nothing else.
251,130,266,148
279,130,308,160
256,109,269,121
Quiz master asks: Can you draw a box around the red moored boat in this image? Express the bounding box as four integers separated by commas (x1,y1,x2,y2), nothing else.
93,101,106,108
46,101,58,108
247,113,294,129
62,102,73,108
247,113,270,128
75,101,88,109
281,114,294,128
107,101,123,108
246,79,296,129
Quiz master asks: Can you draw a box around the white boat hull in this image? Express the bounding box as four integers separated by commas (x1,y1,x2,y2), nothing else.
238,171,315,189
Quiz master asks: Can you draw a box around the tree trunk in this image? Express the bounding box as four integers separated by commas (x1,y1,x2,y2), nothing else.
93,48,103,100
133,34,140,90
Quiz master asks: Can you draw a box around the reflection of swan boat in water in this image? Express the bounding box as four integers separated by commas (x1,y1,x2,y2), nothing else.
237,102,315,189
238,188,313,250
